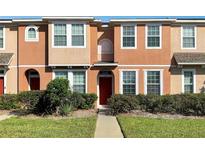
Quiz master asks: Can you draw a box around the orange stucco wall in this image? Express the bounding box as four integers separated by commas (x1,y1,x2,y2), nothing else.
18,67,52,91
114,24,171,65
18,25,48,65
18,24,52,91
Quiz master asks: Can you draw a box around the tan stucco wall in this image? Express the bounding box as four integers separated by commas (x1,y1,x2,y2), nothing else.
6,67,17,94
171,25,205,94
2,24,18,94
171,66,205,94
48,23,90,65
171,25,205,54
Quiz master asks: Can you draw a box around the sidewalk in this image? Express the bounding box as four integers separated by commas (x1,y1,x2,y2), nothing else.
0,114,13,121
94,112,124,138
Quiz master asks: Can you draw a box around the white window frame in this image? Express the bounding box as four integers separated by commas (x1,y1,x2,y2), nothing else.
182,69,196,93
25,25,39,42
181,25,197,49
0,25,5,50
52,21,86,48
120,23,137,49
145,24,162,49
144,69,163,95
52,69,87,93
119,69,139,95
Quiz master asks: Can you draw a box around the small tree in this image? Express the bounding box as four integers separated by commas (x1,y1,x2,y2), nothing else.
44,78,71,114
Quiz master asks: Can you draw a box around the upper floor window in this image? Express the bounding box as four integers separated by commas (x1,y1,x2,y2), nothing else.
0,26,5,49
182,26,196,49
25,25,39,42
53,22,86,48
54,24,67,46
146,24,161,48
72,24,84,46
121,24,136,48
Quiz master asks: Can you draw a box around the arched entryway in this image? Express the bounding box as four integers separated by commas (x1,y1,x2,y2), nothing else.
25,69,40,90
97,71,114,108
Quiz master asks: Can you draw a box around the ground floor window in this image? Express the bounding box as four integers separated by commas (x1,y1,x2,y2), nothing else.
122,71,136,94
54,70,86,93
182,69,195,93
73,72,85,93
145,70,162,95
55,71,68,79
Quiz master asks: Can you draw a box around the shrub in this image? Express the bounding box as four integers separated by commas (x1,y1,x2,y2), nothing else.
108,93,205,116
108,94,140,115
18,90,44,111
59,103,73,116
60,93,97,110
0,94,20,110
43,78,71,114
80,93,98,109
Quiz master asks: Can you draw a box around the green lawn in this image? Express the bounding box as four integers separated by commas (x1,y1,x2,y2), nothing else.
117,115,205,138
0,116,97,138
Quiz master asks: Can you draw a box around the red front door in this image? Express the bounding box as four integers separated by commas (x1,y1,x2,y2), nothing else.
99,77,112,105
0,77,4,95
30,77,40,90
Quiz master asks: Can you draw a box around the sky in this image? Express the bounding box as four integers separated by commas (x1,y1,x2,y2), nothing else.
1,16,205,22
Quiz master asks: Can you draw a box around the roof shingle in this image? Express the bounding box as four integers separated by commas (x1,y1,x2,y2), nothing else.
173,52,205,64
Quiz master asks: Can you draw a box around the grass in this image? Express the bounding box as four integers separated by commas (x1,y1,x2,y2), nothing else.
117,115,205,138
0,116,97,138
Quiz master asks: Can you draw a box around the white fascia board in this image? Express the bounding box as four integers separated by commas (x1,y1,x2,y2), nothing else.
0,20,12,23
110,19,176,22
175,20,205,23
42,16,94,20
12,19,42,22
49,64,91,66
178,62,205,65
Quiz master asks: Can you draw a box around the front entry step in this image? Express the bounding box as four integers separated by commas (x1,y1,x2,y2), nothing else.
98,108,111,115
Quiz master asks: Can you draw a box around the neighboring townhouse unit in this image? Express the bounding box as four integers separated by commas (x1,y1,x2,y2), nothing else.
1,16,205,108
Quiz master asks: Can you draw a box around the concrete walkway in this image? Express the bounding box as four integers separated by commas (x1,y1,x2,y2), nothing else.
94,112,124,138
0,114,13,121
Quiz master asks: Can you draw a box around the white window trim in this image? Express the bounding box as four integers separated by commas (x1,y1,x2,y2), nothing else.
145,24,162,49
52,69,87,93
181,25,197,50
182,69,196,93
52,21,87,48
0,25,5,50
119,69,139,95
120,23,137,49
144,69,163,95
25,25,39,42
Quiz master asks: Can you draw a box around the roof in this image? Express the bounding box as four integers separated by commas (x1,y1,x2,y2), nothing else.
173,52,205,65
0,53,13,65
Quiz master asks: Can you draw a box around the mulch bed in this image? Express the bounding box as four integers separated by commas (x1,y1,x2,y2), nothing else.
121,110,205,119
0,110,14,116
0,109,97,119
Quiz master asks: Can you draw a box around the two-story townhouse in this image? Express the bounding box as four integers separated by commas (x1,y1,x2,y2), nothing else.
171,20,205,94
13,18,52,92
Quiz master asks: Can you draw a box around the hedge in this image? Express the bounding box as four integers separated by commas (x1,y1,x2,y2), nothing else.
18,90,45,112
0,94,20,110
108,94,205,116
